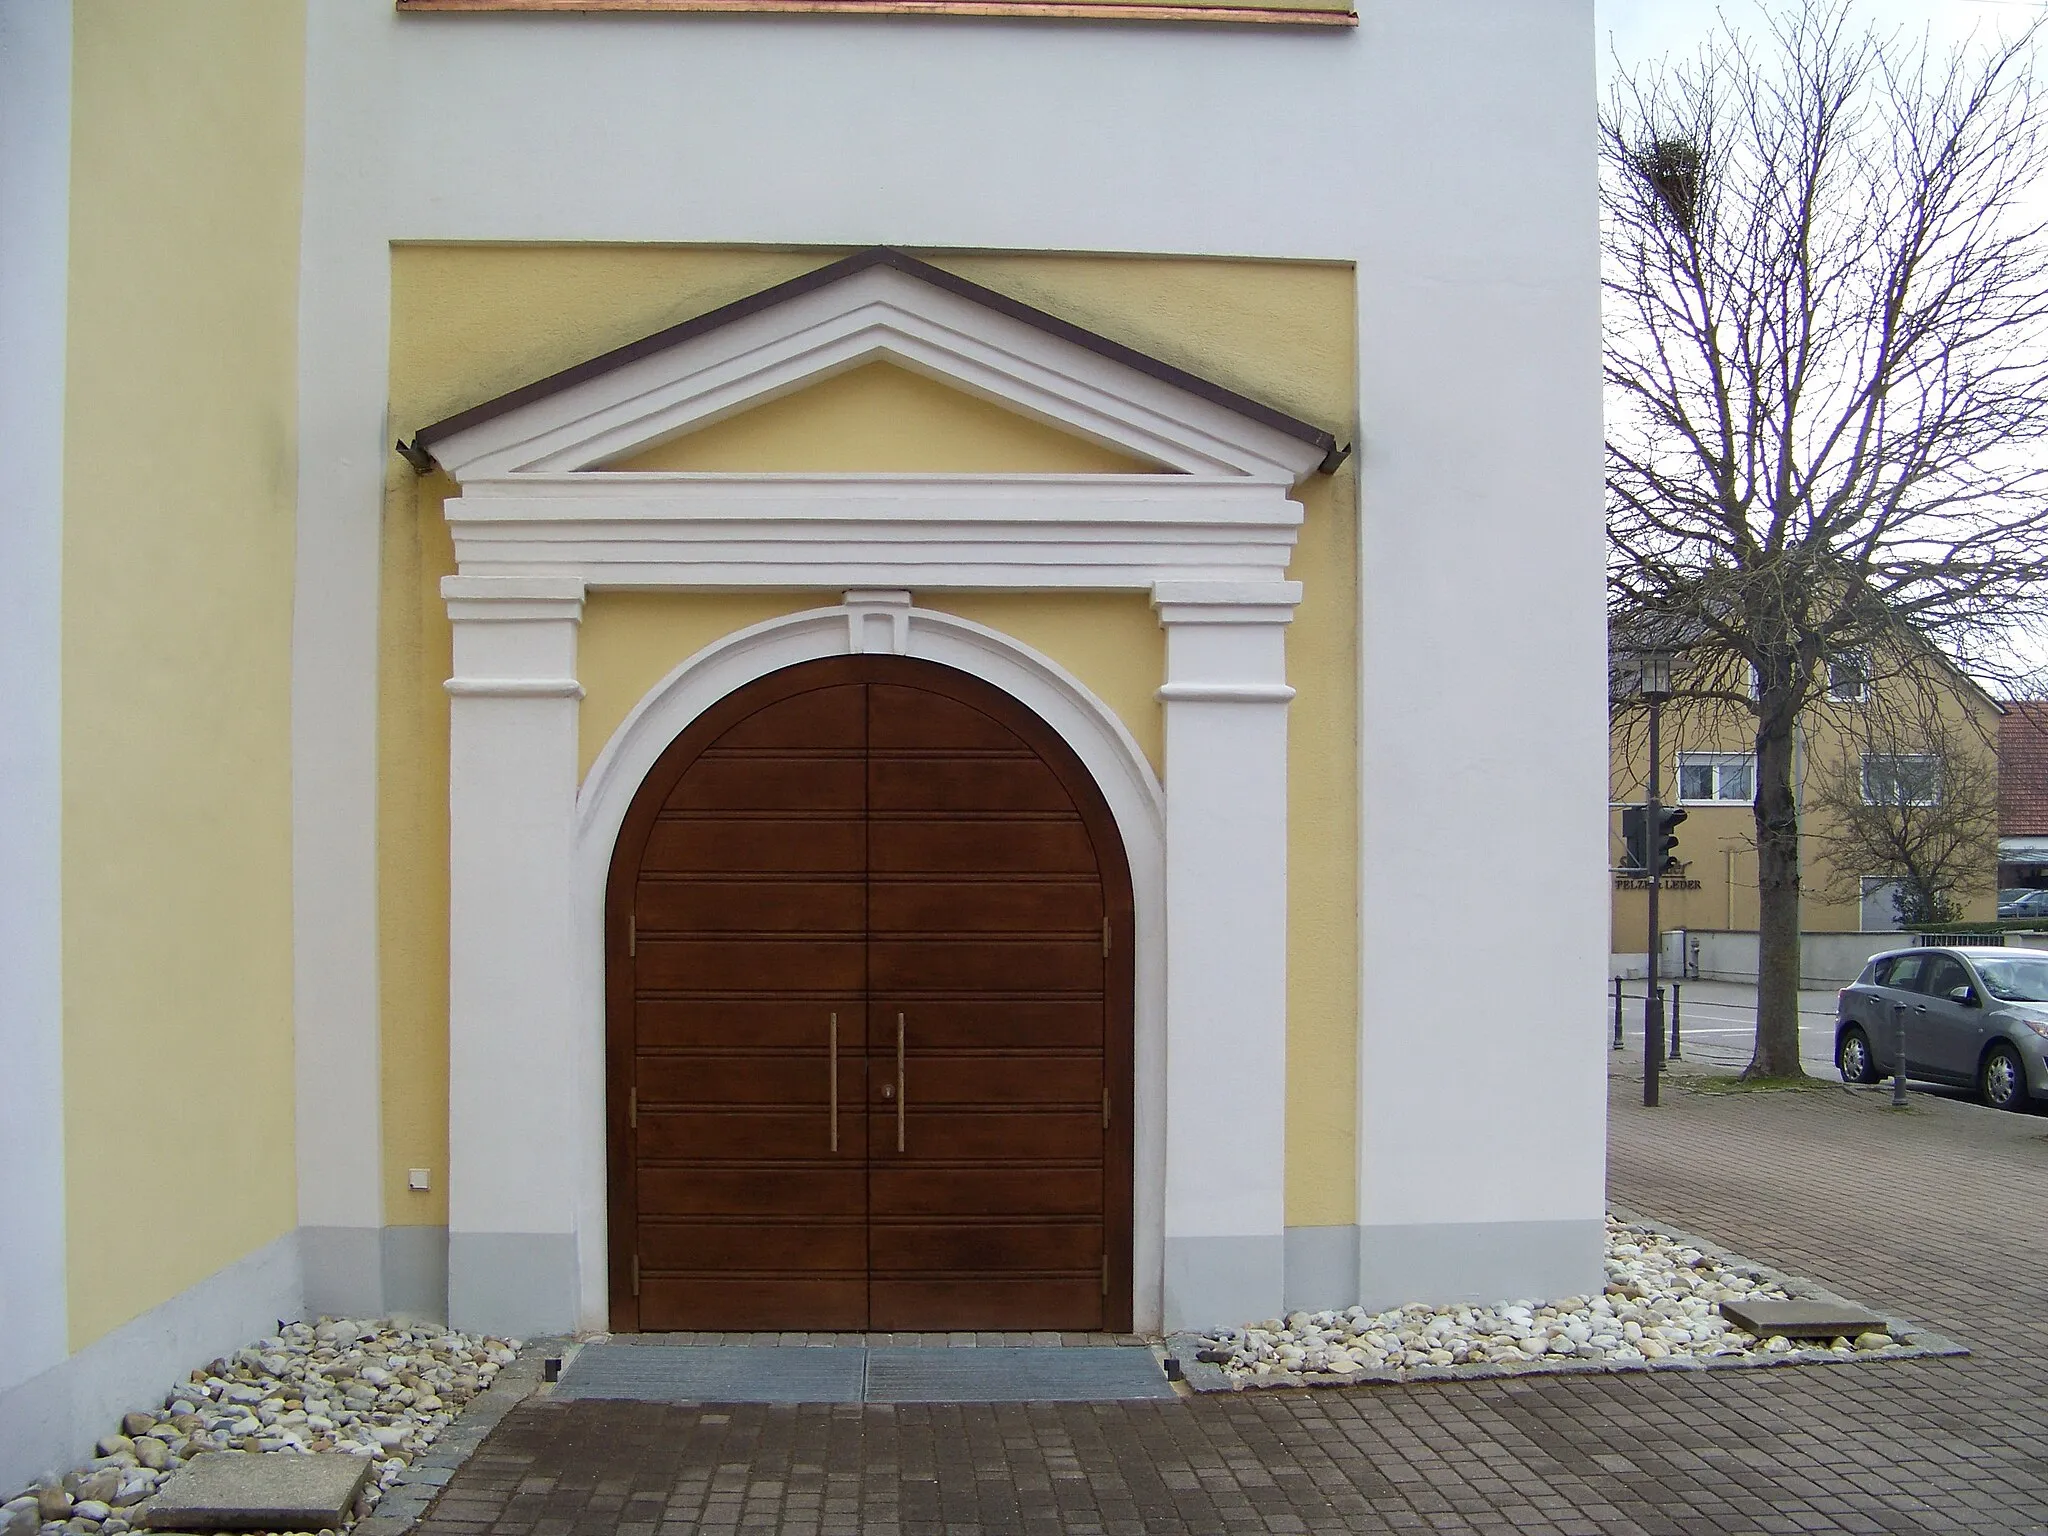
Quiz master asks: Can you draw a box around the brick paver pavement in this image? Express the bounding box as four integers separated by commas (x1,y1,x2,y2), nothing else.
413,1069,2048,1534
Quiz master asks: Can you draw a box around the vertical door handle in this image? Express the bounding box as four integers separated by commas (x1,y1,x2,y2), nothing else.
829,1012,839,1153
896,1012,907,1153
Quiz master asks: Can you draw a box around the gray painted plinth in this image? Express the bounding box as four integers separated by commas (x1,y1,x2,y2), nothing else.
145,1452,371,1531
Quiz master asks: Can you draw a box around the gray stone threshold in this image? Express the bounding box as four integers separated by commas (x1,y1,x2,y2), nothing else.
1166,1205,1968,1394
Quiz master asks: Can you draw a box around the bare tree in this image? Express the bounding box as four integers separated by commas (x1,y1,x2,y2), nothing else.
1604,0,2048,1078
1805,694,2001,927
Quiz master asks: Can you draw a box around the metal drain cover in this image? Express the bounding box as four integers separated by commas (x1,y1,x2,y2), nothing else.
552,1345,1175,1403
555,1345,867,1403
865,1347,1176,1402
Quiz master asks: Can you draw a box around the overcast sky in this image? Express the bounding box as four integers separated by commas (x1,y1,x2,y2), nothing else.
1592,0,2048,687
1595,0,2031,75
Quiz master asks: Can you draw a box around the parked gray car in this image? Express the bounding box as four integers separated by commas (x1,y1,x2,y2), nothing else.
1836,946,2048,1110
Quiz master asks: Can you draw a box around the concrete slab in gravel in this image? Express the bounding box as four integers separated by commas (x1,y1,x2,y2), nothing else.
144,1451,371,1531
1719,1298,1887,1338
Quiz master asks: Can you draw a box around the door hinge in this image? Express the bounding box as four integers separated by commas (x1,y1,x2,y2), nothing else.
1102,1087,1110,1130
1102,916,1110,957
632,1255,641,1297
1101,1255,1109,1296
628,915,637,957
629,1087,638,1130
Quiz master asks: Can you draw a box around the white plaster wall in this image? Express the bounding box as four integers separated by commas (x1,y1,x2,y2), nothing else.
1351,3,1609,1254
297,0,1607,1301
0,0,73,1404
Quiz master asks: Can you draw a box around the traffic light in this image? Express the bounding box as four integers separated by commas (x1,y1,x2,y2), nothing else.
1619,804,1687,875
1620,806,1647,873
1653,805,1687,874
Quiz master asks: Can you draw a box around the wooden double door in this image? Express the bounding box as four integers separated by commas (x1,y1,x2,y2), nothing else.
606,656,1134,1332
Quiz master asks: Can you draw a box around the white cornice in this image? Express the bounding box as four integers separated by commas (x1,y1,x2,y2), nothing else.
444,475,1304,590
428,267,1322,594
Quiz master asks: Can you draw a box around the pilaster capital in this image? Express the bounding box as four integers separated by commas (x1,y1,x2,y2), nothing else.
442,575,587,625
1151,580,1302,627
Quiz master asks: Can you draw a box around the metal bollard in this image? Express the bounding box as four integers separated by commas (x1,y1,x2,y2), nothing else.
1892,1002,1910,1107
1646,986,1666,1105
1669,982,1683,1059
1613,977,1624,1050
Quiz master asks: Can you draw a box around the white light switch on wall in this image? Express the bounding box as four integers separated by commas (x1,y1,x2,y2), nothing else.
407,1168,431,1191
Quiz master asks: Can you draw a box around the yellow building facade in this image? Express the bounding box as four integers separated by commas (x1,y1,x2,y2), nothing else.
1610,664,2004,963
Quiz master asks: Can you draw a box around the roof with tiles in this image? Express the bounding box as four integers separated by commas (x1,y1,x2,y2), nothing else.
2000,702,2048,835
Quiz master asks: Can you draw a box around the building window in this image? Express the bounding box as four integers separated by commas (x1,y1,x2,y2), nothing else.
1678,752,1754,803
1827,653,1870,703
1862,753,1939,806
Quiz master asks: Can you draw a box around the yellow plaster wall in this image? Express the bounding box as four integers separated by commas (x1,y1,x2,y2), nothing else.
384,246,1358,1233
61,1,303,1348
607,362,1158,475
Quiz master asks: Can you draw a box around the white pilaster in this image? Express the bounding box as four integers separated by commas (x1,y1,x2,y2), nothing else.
1152,579,1298,1331
443,575,587,1337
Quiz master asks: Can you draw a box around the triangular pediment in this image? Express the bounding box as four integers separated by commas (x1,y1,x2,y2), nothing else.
407,249,1340,486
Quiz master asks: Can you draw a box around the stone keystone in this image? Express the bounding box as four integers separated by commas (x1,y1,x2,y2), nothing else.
143,1452,372,1532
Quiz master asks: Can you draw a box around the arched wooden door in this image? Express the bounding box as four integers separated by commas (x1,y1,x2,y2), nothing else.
606,655,1134,1332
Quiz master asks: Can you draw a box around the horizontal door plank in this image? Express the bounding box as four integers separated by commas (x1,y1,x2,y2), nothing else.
872,1055,1103,1106
636,878,864,935
859,999,1103,1050
641,1220,867,1272
870,1167,1103,1216
666,754,865,812
871,939,1101,993
640,1056,842,1108
640,1105,867,1161
869,1221,1102,1272
868,879,1102,934
642,819,864,875
868,1279,1101,1332
640,1278,869,1332
639,1166,867,1216
637,1000,869,1051
865,1109,1099,1160
636,937,865,992
869,757,1073,813
869,819,1095,875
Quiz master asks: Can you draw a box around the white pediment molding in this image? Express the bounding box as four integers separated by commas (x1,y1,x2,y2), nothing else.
413,251,1339,592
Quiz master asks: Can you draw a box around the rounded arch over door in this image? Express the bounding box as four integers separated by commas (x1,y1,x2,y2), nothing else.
605,655,1135,1333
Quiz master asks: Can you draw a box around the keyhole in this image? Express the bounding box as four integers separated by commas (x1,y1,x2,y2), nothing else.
879,1082,895,1101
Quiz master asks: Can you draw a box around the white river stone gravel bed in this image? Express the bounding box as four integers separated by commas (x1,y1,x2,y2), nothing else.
2,1319,517,1536
1190,1217,1912,1384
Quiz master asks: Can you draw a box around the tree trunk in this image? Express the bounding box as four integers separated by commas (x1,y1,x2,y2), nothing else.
1750,710,1807,1078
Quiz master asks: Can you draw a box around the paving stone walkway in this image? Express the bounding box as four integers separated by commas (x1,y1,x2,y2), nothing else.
412,1068,2048,1535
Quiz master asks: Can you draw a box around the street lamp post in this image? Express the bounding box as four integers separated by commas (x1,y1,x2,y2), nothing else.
1636,648,1674,1108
